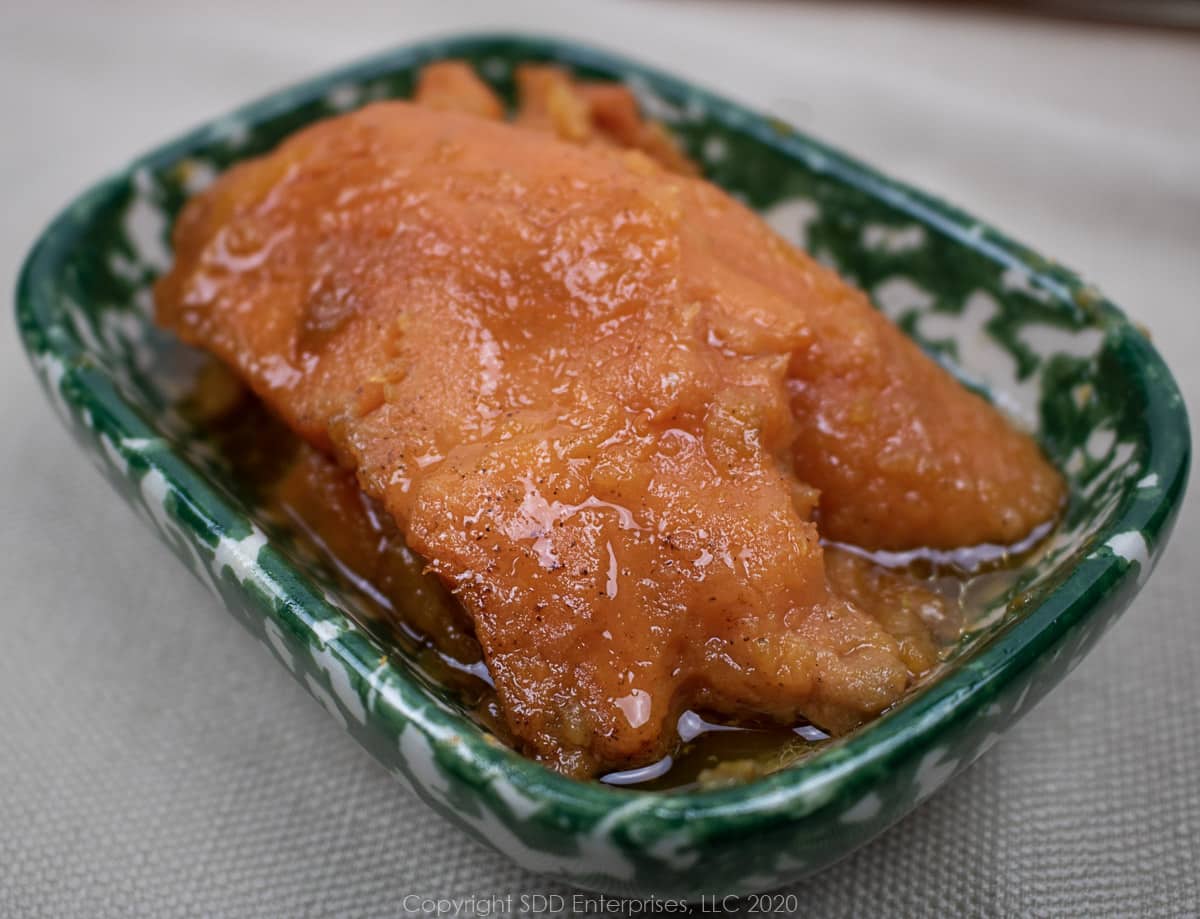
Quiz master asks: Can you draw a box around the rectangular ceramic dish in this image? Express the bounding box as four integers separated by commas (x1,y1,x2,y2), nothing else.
16,34,1188,898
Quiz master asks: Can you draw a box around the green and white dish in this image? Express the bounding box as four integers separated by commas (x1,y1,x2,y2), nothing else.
15,34,1189,898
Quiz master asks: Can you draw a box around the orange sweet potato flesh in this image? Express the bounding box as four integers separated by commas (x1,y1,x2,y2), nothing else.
155,74,1062,775
413,61,505,122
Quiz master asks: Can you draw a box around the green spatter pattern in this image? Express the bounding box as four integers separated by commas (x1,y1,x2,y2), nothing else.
14,35,1190,898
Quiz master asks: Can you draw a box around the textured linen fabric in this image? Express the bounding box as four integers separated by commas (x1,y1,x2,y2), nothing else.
2,2,1197,916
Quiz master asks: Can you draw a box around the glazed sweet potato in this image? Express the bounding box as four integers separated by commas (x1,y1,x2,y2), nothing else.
156,67,1061,775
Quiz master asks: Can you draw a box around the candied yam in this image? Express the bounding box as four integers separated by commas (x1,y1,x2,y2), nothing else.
156,80,1060,775
413,60,504,120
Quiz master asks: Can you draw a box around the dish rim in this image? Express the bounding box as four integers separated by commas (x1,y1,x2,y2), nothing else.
15,32,1190,843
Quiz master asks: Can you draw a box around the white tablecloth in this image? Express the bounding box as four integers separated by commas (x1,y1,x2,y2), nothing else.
2,2,1197,915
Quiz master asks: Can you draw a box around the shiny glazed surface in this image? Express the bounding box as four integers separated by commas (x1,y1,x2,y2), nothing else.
155,64,1064,776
